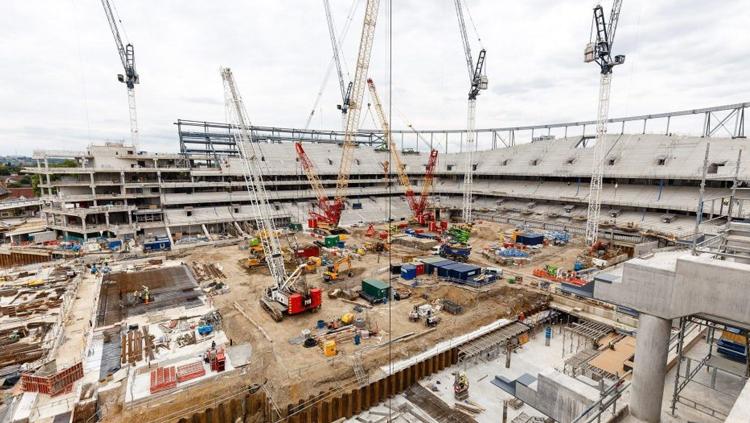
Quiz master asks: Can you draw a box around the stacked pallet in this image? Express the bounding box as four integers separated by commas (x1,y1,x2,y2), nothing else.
150,366,177,394
21,362,83,396
176,361,206,383
121,330,143,365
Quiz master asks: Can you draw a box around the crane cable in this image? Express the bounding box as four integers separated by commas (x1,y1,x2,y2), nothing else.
110,0,130,43
461,0,483,48
303,0,360,130
70,0,93,144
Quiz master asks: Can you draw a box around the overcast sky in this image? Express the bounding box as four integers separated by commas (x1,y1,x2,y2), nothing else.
0,0,748,155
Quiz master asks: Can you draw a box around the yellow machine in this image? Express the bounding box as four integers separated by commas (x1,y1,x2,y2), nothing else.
305,256,322,273
323,256,353,282
245,244,265,268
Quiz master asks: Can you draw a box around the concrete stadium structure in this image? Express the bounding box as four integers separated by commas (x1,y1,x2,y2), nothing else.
26,131,748,245
15,103,750,422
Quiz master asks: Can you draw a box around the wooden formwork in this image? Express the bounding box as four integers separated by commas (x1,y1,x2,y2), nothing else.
177,348,458,423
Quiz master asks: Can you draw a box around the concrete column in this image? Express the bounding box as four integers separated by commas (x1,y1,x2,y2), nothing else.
631,313,671,423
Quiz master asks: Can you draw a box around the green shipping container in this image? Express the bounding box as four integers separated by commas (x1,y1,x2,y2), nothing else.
324,235,340,247
362,279,390,302
288,223,303,232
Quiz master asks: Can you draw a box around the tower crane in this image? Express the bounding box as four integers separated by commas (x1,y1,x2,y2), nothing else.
454,0,488,224
222,68,321,322
367,79,439,224
100,0,140,150
323,0,353,129
583,0,625,246
296,0,380,229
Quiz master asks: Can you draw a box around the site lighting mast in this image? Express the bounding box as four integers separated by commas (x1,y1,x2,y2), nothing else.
584,0,625,246
100,0,140,150
296,0,380,228
454,0,488,224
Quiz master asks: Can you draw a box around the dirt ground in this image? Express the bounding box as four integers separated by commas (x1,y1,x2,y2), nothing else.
175,221,558,406
468,220,586,278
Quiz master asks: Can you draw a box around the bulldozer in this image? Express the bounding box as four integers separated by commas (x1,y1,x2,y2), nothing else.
322,256,353,282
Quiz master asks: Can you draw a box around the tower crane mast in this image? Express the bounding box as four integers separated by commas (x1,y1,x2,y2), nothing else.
100,0,140,150
222,68,321,321
584,0,625,246
454,0,487,225
296,0,380,228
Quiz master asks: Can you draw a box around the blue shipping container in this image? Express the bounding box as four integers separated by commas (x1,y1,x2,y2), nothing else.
447,263,481,280
424,259,452,275
436,261,458,277
144,239,171,252
401,264,417,280
439,263,464,278
517,233,544,246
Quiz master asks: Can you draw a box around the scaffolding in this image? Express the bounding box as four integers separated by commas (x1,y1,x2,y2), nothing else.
669,316,750,420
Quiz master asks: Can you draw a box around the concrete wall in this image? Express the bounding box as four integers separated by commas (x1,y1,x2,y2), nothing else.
516,370,597,423
596,252,750,325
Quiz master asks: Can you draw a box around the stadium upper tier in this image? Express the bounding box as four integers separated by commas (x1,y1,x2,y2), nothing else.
24,132,748,242
214,133,746,181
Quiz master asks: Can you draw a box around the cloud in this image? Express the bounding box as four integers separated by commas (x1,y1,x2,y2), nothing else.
0,0,747,155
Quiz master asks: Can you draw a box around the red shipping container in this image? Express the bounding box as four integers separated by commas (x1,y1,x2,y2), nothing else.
415,263,425,276
441,220,448,230
296,245,320,258
308,219,317,229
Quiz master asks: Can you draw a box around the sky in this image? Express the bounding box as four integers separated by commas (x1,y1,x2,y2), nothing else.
0,0,748,155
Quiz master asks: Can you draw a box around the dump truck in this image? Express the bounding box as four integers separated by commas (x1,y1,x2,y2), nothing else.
439,243,471,262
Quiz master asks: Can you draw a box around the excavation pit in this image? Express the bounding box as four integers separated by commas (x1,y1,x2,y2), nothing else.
95,265,202,327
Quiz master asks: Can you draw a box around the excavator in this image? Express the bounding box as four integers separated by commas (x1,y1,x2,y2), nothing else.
323,256,353,282
244,244,265,268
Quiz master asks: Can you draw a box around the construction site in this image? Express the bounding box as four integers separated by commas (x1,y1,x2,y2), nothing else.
1,0,749,422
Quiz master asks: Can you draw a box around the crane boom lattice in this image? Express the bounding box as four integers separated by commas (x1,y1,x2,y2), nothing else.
584,0,625,246
221,68,287,287
454,0,487,224
100,0,140,150
334,0,380,203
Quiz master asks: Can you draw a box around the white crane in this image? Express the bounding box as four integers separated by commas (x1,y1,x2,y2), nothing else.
584,0,625,246
222,68,321,321
454,0,487,224
100,0,140,150
323,0,353,130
